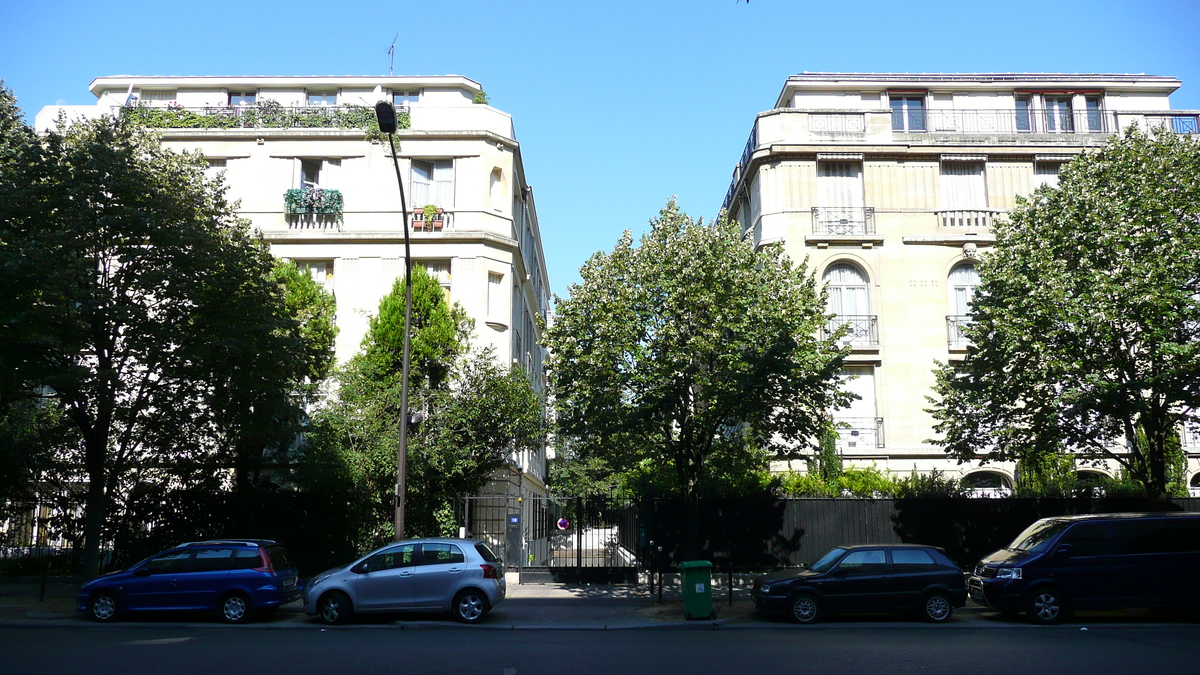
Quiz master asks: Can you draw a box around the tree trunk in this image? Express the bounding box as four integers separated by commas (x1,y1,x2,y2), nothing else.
80,440,108,581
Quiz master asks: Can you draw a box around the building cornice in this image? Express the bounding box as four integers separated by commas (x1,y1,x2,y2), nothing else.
89,75,483,97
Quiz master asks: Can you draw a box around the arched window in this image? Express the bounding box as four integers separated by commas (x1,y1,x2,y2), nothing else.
1189,473,1200,497
965,471,1012,498
823,263,874,345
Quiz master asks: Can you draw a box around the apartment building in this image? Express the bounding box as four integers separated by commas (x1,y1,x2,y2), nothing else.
721,73,1200,494
36,75,552,499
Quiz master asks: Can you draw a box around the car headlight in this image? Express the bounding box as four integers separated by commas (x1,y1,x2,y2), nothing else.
995,568,1022,579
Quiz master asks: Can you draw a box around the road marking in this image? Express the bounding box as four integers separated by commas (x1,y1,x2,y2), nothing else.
123,638,194,646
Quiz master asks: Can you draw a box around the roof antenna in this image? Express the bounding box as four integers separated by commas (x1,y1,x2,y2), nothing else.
388,33,399,76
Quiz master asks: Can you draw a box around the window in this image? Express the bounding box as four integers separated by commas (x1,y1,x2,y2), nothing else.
948,264,980,317
145,551,193,574
940,161,988,210
1016,95,1033,133
192,548,235,572
890,94,925,132
394,90,420,107
1035,161,1065,189
411,160,453,208
1113,520,1200,555
295,260,335,294
228,91,256,106
231,548,263,570
420,260,452,303
204,159,227,181
487,272,505,322
307,92,337,106
816,161,866,234
419,543,465,565
1044,96,1073,133
1085,96,1103,132
836,549,888,575
824,263,871,317
139,90,177,107
1059,522,1110,557
363,544,417,572
301,159,322,188
891,548,937,568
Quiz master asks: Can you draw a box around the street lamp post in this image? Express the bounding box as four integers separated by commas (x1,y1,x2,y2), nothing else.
375,101,413,542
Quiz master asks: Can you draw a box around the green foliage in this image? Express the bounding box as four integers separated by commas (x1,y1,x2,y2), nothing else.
928,128,1200,499
472,91,490,105
119,100,406,133
809,425,843,482
1014,452,1078,498
423,203,439,220
270,260,337,386
780,466,899,498
622,438,781,499
544,199,849,503
893,470,970,499
0,102,317,576
283,187,343,218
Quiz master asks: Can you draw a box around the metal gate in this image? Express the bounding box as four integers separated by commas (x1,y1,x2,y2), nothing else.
459,495,641,584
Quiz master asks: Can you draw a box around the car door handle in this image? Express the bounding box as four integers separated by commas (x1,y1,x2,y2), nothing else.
399,571,414,577
169,579,178,586
448,567,463,574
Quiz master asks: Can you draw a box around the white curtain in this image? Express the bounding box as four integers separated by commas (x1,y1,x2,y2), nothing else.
824,263,870,315
940,162,987,209
433,160,454,207
817,162,864,208
411,162,432,206
948,264,980,315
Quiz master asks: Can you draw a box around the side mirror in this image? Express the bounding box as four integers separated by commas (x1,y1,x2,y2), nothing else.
134,567,151,577
350,561,369,574
798,562,809,570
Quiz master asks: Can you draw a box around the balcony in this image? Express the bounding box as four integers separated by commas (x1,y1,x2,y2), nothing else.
823,315,879,347
1141,113,1199,135
284,187,343,222
899,109,1116,135
118,102,410,131
812,207,876,236
410,209,456,232
936,209,1000,229
947,315,972,349
833,417,885,451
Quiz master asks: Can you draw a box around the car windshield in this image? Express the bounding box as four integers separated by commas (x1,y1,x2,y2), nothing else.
1009,519,1072,553
809,547,846,573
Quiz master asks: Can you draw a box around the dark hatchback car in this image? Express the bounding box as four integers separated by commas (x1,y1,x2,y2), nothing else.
753,544,967,623
77,539,301,623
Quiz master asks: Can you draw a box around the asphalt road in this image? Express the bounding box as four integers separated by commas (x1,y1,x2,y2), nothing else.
1,624,1197,675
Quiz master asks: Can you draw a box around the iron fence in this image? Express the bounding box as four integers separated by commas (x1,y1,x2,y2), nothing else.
822,315,878,346
947,315,972,348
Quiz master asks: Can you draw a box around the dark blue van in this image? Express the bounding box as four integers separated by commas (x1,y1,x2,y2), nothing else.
969,513,1200,624
77,539,301,623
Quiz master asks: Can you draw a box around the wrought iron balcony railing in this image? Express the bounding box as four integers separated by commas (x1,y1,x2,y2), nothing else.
1142,113,1200,135
947,315,973,349
811,207,876,236
936,209,1001,228
832,417,885,450
823,315,879,346
897,109,1116,135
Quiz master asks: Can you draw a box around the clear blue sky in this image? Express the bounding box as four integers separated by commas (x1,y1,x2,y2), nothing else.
3,0,1198,298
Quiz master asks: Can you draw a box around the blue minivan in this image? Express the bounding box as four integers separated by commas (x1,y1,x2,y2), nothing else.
970,513,1200,624
77,539,301,623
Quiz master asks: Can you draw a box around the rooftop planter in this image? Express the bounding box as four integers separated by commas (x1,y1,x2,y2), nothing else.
284,187,343,218
120,100,410,133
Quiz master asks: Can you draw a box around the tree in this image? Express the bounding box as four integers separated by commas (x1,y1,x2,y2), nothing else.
0,107,314,576
927,128,1200,499
298,267,544,546
544,199,850,505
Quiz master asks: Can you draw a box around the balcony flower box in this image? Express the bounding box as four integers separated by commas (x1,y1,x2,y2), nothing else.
284,187,343,218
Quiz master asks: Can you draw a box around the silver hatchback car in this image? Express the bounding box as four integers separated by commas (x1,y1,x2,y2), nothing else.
303,538,505,624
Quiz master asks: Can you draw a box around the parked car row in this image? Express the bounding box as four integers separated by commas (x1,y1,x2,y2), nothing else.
77,537,505,625
753,512,1200,624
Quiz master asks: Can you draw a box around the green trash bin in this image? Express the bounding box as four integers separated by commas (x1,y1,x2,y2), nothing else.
679,560,714,620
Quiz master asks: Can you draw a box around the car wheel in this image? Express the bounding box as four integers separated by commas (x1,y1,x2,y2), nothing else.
922,592,953,623
89,592,120,623
219,592,252,624
317,591,352,626
453,590,489,624
789,593,820,624
1026,587,1068,625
